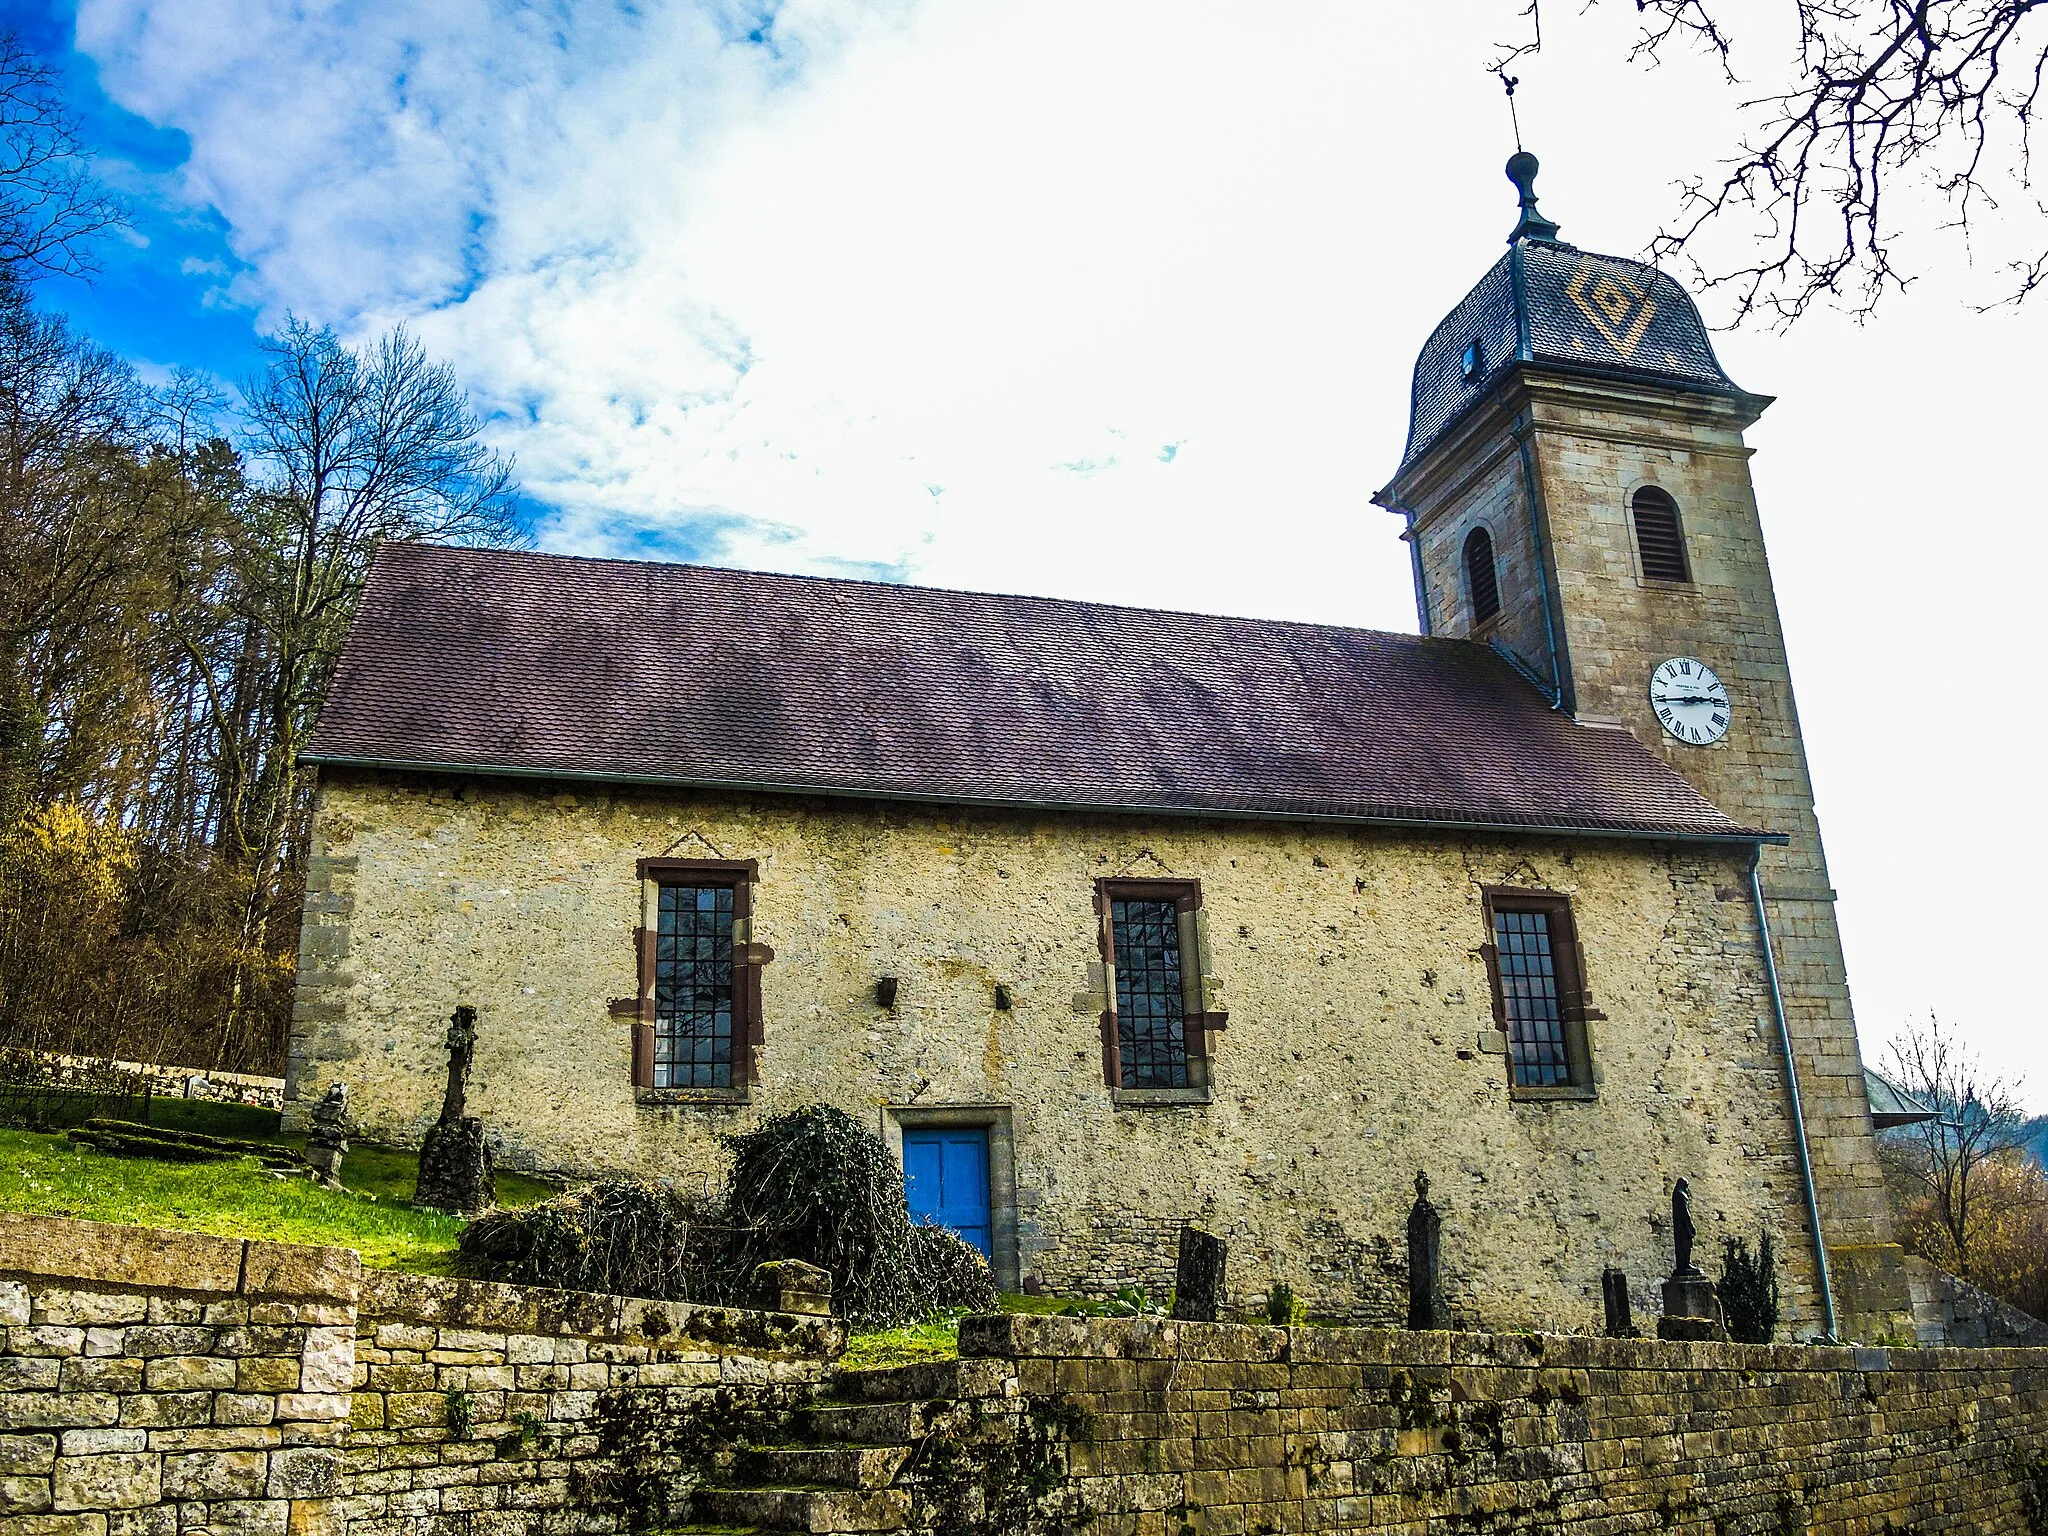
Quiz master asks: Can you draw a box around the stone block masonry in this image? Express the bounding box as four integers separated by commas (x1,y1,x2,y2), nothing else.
911,1315,2048,1535
6,1217,2046,1534
0,1214,358,1536
0,1214,841,1536
1395,363,1915,1330
292,770,1835,1336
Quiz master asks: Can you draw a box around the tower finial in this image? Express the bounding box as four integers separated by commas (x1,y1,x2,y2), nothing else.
1506,150,1561,244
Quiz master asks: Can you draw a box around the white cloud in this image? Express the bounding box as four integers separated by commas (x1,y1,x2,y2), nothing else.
75,0,2048,1100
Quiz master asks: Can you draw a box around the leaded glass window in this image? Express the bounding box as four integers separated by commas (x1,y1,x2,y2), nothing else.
1492,906,1571,1088
1111,897,1189,1090
654,883,735,1088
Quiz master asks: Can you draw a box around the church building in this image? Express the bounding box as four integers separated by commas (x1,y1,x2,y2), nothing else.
287,159,1913,1338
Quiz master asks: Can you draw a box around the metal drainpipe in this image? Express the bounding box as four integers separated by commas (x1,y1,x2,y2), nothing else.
1512,426,1566,710
1749,844,1840,1342
1403,507,1435,637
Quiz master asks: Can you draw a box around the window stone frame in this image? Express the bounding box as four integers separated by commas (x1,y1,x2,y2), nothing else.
632,857,767,1105
1095,877,1224,1107
1478,885,1601,1102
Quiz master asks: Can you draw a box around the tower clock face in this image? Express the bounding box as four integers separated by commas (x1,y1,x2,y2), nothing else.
1649,658,1731,745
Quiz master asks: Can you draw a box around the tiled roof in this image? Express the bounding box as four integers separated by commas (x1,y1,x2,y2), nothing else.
306,543,1767,842
1400,240,1744,472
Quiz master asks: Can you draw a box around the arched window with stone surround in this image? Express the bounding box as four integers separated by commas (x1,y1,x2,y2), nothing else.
1463,525,1500,626
1632,486,1691,583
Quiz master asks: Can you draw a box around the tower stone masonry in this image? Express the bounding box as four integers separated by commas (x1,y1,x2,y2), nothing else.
1375,155,1913,1337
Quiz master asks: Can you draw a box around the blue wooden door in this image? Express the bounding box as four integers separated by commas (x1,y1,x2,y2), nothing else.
902,1128,992,1259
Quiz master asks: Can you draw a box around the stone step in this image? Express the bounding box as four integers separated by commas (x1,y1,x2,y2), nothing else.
798,1400,938,1446
829,1357,1017,1405
735,1445,913,1490
692,1486,911,1533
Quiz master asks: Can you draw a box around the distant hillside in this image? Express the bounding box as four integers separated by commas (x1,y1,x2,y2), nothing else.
2025,1116,2048,1169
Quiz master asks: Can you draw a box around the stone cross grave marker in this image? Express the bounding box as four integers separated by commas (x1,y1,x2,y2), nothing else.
415,1005,496,1214
305,1081,350,1190
1407,1171,1446,1330
1171,1224,1227,1322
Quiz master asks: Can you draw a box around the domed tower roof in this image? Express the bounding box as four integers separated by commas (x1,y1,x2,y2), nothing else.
1398,154,1745,473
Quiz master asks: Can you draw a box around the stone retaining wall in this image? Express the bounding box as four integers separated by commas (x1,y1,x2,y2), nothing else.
9,1217,2046,1536
8,1056,285,1113
942,1314,2048,1535
0,1218,359,1536
340,1271,832,1536
0,1216,839,1536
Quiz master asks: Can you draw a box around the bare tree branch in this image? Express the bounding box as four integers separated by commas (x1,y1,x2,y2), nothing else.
1879,1013,2029,1282
0,31,123,283
1505,1,2048,320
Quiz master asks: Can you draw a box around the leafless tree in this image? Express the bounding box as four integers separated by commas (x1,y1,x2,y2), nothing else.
213,319,519,1057
0,295,520,1074
1880,1013,2030,1282
0,31,122,282
1497,2,2048,321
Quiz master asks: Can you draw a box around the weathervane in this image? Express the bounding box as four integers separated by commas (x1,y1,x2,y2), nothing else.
1495,68,1561,246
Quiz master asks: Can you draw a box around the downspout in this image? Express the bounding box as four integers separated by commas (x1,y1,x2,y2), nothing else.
1749,844,1839,1342
1512,425,1568,712
1506,241,1570,713
1402,507,1434,636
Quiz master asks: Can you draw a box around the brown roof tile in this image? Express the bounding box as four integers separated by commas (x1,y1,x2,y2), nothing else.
305,542,1766,842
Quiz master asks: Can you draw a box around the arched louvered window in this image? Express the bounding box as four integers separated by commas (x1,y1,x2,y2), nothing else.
1632,487,1691,583
1464,526,1500,626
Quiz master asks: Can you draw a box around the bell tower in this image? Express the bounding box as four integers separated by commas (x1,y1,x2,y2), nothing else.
1375,155,1911,1336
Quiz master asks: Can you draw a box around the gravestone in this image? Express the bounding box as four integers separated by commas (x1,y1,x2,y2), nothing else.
1602,1266,1638,1338
415,1006,496,1214
304,1081,350,1190
1657,1178,1726,1341
1406,1171,1446,1330
1171,1224,1227,1321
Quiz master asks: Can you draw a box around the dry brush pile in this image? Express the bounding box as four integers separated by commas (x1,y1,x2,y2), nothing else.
459,1105,998,1326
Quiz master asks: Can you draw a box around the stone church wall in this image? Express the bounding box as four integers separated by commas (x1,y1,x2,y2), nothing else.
290,768,1833,1336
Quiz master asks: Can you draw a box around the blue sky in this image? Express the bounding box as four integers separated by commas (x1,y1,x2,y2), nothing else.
9,1,2047,1097
5,0,265,381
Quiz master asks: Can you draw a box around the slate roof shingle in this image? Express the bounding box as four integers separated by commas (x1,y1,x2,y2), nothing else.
304,542,1768,843
1401,240,1747,473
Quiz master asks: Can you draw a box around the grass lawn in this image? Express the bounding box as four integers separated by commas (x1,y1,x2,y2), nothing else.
0,1100,558,1272
840,1291,1078,1371
0,1096,1078,1341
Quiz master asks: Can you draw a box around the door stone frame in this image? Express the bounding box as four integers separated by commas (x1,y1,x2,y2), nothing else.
881,1103,1019,1292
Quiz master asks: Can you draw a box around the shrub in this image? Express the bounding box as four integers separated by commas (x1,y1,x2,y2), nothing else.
460,1106,998,1327
697,1104,995,1326
908,1221,1000,1315
459,1176,696,1299
1266,1281,1306,1326
1060,1287,1162,1318
1720,1232,1780,1344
